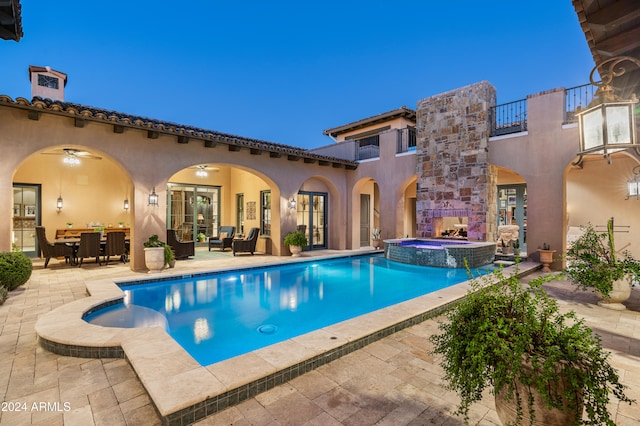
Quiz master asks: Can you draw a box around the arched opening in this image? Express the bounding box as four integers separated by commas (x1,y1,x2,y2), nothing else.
12,145,133,263
496,166,527,253
397,175,417,239
351,177,380,248
168,164,281,255
294,176,340,251
565,153,639,257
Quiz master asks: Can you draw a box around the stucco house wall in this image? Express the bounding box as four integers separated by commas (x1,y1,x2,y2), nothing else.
0,101,353,269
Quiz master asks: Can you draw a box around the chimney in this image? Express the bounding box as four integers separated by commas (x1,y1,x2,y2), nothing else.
28,65,67,101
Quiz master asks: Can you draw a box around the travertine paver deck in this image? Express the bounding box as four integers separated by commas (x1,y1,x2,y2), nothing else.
1,249,639,425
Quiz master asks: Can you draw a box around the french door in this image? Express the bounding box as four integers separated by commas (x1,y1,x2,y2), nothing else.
167,183,220,241
296,191,327,250
12,183,41,256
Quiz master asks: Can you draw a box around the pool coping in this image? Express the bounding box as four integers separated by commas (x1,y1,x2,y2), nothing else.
34,255,542,426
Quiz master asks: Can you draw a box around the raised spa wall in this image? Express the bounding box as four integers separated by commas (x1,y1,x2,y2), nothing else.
384,239,497,268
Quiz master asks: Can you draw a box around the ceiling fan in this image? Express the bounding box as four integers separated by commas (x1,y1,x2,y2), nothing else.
189,165,220,177
40,148,103,164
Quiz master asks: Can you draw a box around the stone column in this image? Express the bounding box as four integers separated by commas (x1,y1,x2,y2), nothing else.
416,81,497,241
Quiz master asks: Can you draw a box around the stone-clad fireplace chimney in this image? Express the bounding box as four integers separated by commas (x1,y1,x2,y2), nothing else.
416,81,498,242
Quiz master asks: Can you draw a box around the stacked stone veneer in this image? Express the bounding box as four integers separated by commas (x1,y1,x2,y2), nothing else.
416,81,498,241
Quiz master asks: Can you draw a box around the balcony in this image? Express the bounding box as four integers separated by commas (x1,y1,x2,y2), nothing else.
396,126,417,154
355,135,380,160
490,99,527,137
564,83,597,124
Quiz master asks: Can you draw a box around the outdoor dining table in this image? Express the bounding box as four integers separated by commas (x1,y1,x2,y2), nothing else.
54,236,130,266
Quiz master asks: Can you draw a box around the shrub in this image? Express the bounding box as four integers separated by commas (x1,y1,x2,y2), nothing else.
284,231,308,247
0,286,7,304
0,250,33,291
164,244,175,265
430,266,633,425
144,234,165,248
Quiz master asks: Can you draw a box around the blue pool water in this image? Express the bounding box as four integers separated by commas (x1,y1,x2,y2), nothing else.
85,254,488,366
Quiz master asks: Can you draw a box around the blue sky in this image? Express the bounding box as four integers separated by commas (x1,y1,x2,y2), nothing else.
1,1,594,149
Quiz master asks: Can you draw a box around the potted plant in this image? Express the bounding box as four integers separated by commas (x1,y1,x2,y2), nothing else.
500,239,513,255
537,242,555,272
371,228,382,249
143,234,166,273
95,226,106,239
430,266,633,425
196,232,207,242
512,238,521,256
118,221,125,228
565,218,640,310
284,230,308,257
164,243,176,268
66,222,73,229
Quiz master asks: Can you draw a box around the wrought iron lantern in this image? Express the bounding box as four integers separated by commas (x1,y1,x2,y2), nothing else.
148,187,159,206
575,56,640,165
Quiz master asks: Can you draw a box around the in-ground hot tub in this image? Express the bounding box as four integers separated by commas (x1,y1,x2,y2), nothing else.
384,238,496,268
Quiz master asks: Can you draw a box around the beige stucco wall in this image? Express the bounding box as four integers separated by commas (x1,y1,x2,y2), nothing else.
348,128,418,245
566,154,640,258
0,104,351,270
489,87,640,266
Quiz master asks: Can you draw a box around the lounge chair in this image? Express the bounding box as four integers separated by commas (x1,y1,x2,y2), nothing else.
232,227,260,256
35,226,74,267
167,229,195,259
209,226,235,251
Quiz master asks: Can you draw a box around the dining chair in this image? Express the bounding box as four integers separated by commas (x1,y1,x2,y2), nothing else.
103,231,127,264
76,232,102,266
35,226,74,267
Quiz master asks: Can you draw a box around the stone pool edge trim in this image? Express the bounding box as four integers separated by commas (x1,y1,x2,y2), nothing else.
34,259,542,426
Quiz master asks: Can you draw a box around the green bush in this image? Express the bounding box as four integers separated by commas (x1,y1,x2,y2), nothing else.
0,250,33,291
284,231,308,247
0,286,7,305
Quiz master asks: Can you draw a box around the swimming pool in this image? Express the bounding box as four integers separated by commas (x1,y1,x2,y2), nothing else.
85,254,488,366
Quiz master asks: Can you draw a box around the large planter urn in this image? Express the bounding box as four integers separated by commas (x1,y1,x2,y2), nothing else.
372,239,382,249
144,247,165,273
537,249,556,272
289,245,302,257
495,360,583,426
597,275,632,311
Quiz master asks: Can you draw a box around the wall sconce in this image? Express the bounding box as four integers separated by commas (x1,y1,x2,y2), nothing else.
56,195,63,212
123,199,129,210
627,165,640,200
288,197,297,209
148,187,159,206
574,56,640,166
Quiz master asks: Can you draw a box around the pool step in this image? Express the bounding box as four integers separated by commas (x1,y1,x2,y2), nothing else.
494,260,516,267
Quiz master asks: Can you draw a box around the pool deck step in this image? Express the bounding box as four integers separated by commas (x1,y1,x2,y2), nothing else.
494,260,516,266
